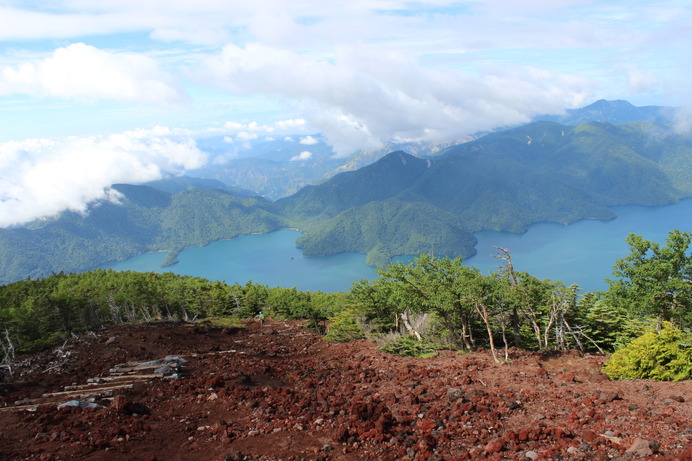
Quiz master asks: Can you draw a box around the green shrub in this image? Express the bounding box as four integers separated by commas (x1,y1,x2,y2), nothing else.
379,335,441,358
324,309,365,342
603,322,692,382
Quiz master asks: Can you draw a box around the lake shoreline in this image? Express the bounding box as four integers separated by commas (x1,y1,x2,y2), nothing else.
103,198,692,293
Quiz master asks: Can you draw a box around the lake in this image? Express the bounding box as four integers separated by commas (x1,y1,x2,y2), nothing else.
105,198,692,293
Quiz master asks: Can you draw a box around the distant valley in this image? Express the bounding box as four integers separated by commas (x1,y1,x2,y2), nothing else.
1,100,691,285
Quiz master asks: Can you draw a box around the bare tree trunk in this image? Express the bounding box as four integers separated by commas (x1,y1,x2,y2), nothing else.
475,302,500,364
461,322,472,350
2,328,15,363
493,246,522,347
399,311,422,340
501,324,509,361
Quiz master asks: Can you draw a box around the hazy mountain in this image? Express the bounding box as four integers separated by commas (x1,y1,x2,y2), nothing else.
143,176,255,197
189,100,675,201
190,134,478,200
1,113,691,284
536,99,674,125
189,134,344,199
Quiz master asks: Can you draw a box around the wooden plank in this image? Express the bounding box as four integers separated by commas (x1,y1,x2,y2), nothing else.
42,383,134,398
0,404,40,412
99,373,164,381
110,364,180,373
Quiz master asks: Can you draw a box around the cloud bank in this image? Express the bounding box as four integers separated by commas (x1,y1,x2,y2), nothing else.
0,127,206,227
0,43,185,104
200,43,591,155
0,1,689,226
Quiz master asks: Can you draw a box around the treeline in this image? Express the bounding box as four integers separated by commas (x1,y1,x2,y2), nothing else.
1,230,690,380
0,269,347,356
335,229,690,380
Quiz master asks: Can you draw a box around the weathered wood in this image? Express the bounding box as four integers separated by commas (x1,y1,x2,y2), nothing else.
90,373,164,382
0,404,39,412
110,364,180,375
41,383,134,398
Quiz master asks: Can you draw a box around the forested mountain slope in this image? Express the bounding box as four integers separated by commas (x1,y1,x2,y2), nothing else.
287,121,692,265
0,186,287,284
1,119,691,284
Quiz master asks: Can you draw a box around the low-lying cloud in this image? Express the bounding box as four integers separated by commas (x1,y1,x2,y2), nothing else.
0,127,206,227
289,151,312,161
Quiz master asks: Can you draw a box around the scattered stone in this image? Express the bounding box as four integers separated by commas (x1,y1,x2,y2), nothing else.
525,450,539,459
57,400,101,409
626,438,659,457
446,387,464,403
154,365,175,374
111,395,150,415
484,438,504,454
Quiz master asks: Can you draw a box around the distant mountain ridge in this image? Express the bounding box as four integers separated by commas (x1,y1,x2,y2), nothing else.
1,100,691,284
280,120,692,265
536,99,674,125
188,100,677,200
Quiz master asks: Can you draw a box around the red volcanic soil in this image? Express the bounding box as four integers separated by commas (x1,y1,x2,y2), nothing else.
0,320,690,460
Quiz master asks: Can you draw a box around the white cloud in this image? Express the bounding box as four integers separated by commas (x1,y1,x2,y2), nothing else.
0,127,207,227
0,43,185,105
275,119,309,132
0,1,690,158
673,105,692,134
236,131,258,141
215,118,312,138
290,150,313,162
200,42,592,155
299,135,319,145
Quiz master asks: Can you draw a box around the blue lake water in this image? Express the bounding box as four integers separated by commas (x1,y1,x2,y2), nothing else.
104,230,380,292
105,198,692,293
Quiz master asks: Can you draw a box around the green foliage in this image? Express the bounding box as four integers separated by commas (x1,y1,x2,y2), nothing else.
578,294,648,351
324,308,366,343
379,335,441,358
199,316,244,329
603,322,692,381
0,270,345,354
607,229,692,329
349,278,400,332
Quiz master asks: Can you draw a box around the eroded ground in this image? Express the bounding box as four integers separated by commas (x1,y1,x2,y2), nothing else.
0,320,690,460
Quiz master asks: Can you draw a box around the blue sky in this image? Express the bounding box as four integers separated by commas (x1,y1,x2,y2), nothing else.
1,0,691,226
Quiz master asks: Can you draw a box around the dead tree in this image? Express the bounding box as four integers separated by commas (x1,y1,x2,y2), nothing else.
492,247,522,347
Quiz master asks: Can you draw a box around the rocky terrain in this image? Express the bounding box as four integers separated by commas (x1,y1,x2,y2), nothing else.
0,320,690,460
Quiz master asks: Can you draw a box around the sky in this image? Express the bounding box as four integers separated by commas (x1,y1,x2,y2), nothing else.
1,0,691,227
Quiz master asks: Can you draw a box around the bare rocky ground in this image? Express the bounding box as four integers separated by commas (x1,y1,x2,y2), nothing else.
0,320,690,460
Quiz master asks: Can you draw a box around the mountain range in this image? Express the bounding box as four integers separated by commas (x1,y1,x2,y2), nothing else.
0,100,690,284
